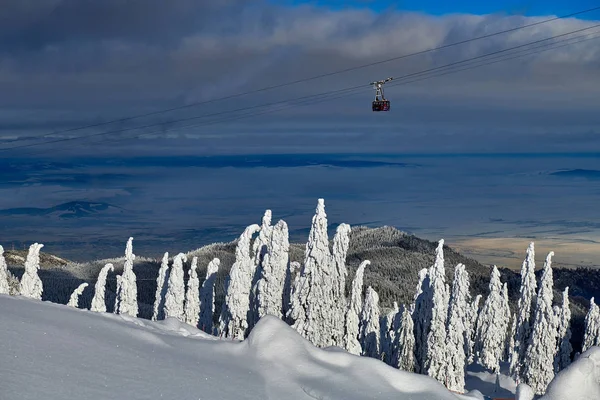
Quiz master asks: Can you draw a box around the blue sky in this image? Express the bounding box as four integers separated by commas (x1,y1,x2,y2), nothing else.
278,0,600,18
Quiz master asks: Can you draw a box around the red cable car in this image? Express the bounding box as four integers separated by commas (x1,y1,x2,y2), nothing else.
370,77,393,112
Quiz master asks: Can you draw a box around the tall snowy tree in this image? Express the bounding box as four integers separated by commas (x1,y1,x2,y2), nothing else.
118,237,138,317
0,246,9,295
360,286,381,359
67,283,88,308
283,261,300,321
290,199,341,348
184,256,200,327
114,275,122,314
554,287,572,373
380,302,399,365
344,260,369,355
582,297,600,352
445,263,471,393
255,220,290,320
474,266,507,373
91,263,114,313
152,252,170,321
199,258,220,335
510,242,537,381
412,267,431,374
394,305,416,372
219,224,260,340
500,282,511,361
19,243,44,300
164,253,187,321
331,223,351,346
523,252,558,395
466,294,482,363
252,210,273,268
425,239,449,383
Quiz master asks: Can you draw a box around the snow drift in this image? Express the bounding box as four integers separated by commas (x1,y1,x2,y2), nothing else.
1,294,471,400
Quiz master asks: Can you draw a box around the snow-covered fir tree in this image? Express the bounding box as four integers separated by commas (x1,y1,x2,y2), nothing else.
114,275,122,314
474,266,507,373
255,219,289,320
91,263,114,313
554,287,572,373
380,302,399,364
394,305,416,372
506,313,517,364
290,199,341,348
412,267,431,374
523,252,558,395
67,283,88,308
283,260,300,321
118,237,138,317
199,258,220,334
344,260,369,355
331,223,351,345
510,242,536,381
466,294,482,363
184,257,200,327
360,286,381,359
164,253,187,321
19,243,44,300
219,224,260,340
252,209,273,268
0,246,9,295
500,282,511,361
445,263,471,392
425,239,449,383
152,252,170,321
582,297,600,352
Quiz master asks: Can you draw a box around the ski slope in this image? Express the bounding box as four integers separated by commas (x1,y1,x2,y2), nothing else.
0,294,476,400
1,294,598,400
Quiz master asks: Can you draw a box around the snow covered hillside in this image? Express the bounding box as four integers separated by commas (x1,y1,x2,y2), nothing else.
1,294,473,400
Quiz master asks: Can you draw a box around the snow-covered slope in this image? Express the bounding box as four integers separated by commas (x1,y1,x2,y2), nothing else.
1,294,475,400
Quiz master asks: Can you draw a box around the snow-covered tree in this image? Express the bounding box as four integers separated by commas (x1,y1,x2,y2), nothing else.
360,286,380,358
331,223,351,345
199,258,220,335
523,252,558,395
255,220,289,320
0,246,9,295
90,263,114,313
380,302,399,364
412,267,431,374
510,242,537,381
506,313,517,364
474,266,507,373
67,283,88,308
253,209,273,268
554,287,572,373
118,237,138,317
466,294,482,363
445,263,471,392
19,243,44,300
290,199,340,348
394,305,416,372
500,282,511,361
344,260,369,355
184,256,200,327
283,261,300,321
152,252,170,321
164,253,187,321
219,224,260,340
582,297,600,352
425,239,449,383
114,275,122,314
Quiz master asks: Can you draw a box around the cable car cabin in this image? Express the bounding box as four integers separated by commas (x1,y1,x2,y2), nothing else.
372,100,390,112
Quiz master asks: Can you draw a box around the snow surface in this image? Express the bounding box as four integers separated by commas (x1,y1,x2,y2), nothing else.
2,294,477,400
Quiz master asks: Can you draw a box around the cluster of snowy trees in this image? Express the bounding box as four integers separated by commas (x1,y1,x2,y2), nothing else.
2,199,600,396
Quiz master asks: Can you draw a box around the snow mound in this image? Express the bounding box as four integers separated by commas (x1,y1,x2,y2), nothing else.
541,347,600,400
0,295,470,400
